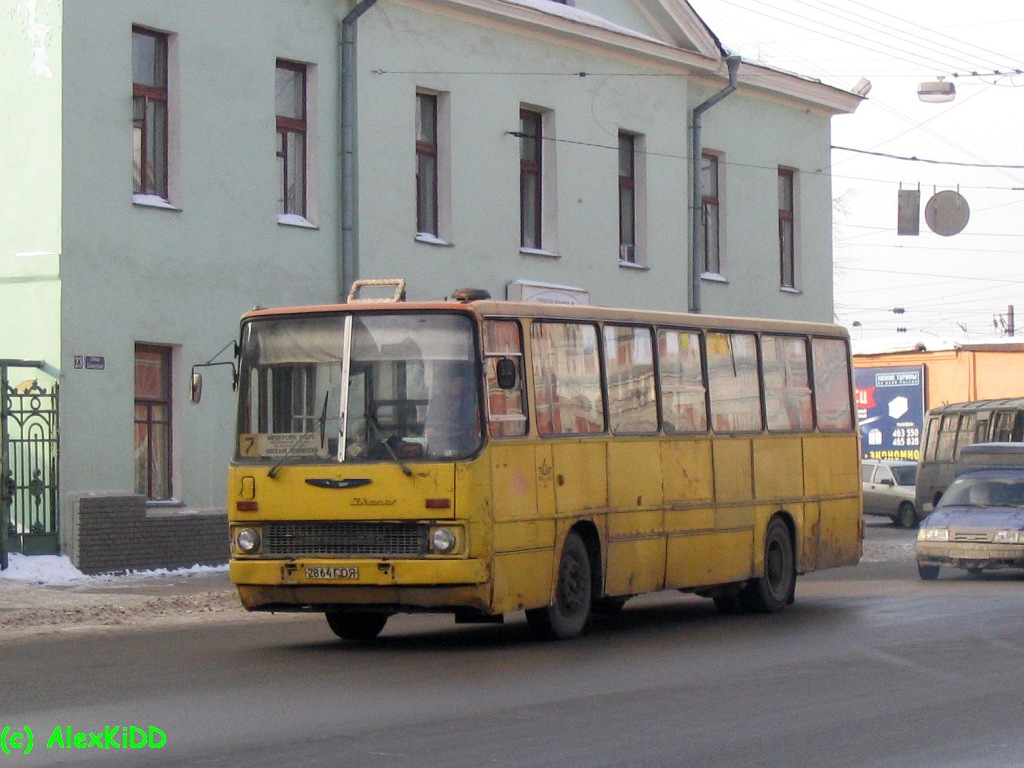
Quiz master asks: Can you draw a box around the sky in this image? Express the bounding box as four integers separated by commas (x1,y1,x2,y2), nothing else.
686,0,1024,342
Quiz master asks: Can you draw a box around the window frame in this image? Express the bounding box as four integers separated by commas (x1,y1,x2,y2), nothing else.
701,152,721,275
134,343,173,501
132,26,169,200
618,133,636,264
276,59,308,219
416,92,439,237
778,168,796,289
519,109,543,250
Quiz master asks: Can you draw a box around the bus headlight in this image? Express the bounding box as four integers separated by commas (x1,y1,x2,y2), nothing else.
918,528,949,542
236,527,262,554
431,527,457,554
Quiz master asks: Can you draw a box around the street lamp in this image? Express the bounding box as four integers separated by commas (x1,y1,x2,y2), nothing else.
918,76,955,103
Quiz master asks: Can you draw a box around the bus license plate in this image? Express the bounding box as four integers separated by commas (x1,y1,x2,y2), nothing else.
305,566,359,580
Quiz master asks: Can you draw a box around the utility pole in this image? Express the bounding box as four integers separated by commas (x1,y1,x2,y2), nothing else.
1008,305,1015,337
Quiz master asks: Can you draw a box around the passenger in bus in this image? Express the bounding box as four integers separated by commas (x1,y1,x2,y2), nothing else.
425,362,480,458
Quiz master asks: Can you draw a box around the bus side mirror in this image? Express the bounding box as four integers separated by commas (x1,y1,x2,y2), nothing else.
190,371,203,404
496,359,517,390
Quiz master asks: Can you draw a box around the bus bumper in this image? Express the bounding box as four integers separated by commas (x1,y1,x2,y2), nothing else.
230,558,491,613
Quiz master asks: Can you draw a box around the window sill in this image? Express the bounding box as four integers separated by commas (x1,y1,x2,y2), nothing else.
278,214,317,229
520,247,559,259
618,260,649,271
415,233,453,247
779,286,802,295
145,499,185,513
701,271,728,283
133,194,180,211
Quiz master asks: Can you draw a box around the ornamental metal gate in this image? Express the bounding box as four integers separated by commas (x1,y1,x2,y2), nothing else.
1,361,59,567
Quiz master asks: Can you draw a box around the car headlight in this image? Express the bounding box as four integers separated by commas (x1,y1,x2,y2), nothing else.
236,527,262,553
918,528,949,542
431,527,457,554
994,530,1024,544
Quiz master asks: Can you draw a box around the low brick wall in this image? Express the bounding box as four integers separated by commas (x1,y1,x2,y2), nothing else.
71,494,227,575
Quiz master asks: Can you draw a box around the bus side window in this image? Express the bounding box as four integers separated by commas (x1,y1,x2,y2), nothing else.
922,417,938,461
956,413,976,454
483,319,527,438
936,415,958,460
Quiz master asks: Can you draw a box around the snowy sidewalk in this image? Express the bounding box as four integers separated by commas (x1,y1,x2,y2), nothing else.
0,554,242,637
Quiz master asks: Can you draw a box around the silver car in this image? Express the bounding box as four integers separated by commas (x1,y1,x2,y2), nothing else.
916,469,1024,579
862,459,919,528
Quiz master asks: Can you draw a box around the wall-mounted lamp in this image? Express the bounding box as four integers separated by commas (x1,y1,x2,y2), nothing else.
918,76,955,103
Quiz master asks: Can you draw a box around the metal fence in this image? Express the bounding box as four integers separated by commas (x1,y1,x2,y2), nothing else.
2,372,59,562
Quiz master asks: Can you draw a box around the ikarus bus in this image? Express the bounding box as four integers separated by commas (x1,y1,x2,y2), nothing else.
206,279,862,641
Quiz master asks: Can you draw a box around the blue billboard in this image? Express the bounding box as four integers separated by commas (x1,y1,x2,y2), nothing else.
855,365,925,461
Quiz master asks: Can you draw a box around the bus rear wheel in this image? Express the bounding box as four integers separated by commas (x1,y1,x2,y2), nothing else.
741,517,795,613
325,611,390,640
526,530,592,640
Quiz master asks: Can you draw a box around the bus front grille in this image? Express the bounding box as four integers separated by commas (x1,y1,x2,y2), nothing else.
264,522,429,557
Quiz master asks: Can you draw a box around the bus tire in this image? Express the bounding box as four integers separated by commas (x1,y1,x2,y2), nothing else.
325,611,389,640
526,530,592,640
741,517,795,614
897,502,918,529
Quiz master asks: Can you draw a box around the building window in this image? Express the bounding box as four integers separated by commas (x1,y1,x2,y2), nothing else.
135,344,173,500
618,133,636,264
701,153,721,275
520,109,543,250
416,93,439,237
276,60,307,218
132,27,169,199
778,168,795,288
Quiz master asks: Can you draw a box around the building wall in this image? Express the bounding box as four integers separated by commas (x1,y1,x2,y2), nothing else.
1,0,856,562
0,0,63,379
855,348,1024,410
57,1,345,537
356,1,839,321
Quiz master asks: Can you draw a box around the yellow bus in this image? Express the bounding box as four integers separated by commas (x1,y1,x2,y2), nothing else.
224,279,862,640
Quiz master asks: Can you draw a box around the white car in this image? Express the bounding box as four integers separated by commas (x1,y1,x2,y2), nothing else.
862,459,919,528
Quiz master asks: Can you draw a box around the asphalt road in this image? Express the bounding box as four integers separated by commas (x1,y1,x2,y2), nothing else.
5,518,1024,768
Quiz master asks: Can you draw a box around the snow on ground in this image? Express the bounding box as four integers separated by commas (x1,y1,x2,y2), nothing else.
0,553,227,586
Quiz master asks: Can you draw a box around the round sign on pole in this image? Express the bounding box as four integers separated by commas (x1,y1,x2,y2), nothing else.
924,190,970,236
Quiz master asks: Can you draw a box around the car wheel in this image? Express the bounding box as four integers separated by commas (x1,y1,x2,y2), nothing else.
740,517,795,613
325,611,389,640
917,562,940,580
897,502,917,529
526,530,592,640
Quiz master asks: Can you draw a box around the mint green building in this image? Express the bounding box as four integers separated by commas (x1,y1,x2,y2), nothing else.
0,0,861,568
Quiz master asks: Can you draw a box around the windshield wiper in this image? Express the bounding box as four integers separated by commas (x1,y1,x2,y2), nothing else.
267,436,306,479
364,412,413,477
319,391,330,449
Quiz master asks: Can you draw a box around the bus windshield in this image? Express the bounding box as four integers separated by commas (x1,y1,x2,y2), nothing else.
236,312,481,463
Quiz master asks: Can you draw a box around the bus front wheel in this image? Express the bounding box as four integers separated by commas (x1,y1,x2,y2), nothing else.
325,611,389,641
526,530,592,640
741,517,795,613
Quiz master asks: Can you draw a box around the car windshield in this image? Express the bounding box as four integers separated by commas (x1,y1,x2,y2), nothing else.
236,312,482,463
891,466,917,486
939,477,1024,508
